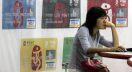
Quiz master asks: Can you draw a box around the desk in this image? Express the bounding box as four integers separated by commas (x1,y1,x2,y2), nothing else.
98,52,132,67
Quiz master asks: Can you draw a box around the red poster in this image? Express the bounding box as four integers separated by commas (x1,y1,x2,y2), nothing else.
42,0,81,28
88,0,128,27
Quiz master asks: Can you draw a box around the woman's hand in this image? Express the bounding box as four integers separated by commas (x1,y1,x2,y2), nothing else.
111,46,127,52
96,64,109,72
117,46,127,52
105,21,115,27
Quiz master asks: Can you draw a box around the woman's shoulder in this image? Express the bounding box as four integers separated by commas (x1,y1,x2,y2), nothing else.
78,26,89,32
76,26,89,36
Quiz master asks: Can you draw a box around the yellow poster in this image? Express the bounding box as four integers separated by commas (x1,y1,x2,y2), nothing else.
20,38,57,72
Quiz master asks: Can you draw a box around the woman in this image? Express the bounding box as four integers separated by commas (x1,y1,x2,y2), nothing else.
68,7,125,72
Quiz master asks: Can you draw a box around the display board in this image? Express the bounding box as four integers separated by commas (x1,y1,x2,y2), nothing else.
42,0,81,28
88,0,128,27
2,0,36,29
20,38,57,72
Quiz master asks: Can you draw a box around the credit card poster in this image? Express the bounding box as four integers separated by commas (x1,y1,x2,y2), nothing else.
42,0,81,28
20,38,57,72
88,0,128,27
2,0,36,29
62,37,74,69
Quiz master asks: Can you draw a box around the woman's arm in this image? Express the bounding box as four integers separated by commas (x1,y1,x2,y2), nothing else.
99,36,113,47
87,22,126,53
87,47,125,53
106,21,119,48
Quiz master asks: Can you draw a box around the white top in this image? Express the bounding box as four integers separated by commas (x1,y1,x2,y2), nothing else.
68,26,113,71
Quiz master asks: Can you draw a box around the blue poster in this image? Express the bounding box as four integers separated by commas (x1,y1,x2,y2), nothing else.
2,0,36,29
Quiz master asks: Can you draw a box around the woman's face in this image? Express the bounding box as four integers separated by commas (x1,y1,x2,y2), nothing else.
96,16,107,29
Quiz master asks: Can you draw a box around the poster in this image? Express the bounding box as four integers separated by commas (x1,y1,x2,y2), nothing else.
88,0,128,27
42,0,81,28
20,38,57,72
2,0,36,29
62,37,74,69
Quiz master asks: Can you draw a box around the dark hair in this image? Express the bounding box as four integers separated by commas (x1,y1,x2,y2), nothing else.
83,7,107,36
